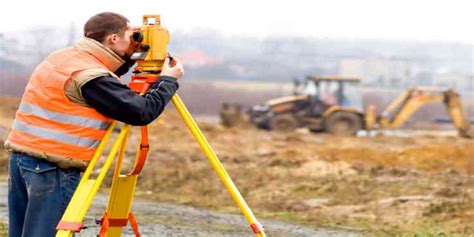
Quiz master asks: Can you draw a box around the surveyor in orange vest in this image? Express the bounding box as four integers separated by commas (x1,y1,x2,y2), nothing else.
4,12,184,237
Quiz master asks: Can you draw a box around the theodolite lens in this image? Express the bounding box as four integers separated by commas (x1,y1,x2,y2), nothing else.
132,31,144,42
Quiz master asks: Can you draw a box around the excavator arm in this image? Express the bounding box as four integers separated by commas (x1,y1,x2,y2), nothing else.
377,87,472,138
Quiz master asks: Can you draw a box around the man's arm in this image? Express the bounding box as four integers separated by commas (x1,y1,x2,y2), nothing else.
114,57,136,77
81,75,178,126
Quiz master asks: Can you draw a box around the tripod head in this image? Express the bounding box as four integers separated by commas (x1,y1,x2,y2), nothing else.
129,15,170,93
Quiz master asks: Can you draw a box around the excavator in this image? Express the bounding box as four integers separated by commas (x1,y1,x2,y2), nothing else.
220,76,473,138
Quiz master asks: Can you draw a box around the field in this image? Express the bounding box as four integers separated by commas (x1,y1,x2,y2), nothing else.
0,81,473,236
132,111,474,236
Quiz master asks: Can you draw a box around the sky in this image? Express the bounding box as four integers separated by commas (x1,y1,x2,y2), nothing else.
0,0,473,44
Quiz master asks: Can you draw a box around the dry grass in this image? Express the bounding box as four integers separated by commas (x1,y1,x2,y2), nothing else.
0,96,19,128
0,96,18,174
123,109,474,235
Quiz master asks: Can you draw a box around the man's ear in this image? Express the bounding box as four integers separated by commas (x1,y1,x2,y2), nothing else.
106,34,118,45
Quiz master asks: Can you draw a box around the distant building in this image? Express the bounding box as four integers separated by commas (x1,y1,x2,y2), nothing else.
0,33,5,58
337,58,413,88
174,49,222,68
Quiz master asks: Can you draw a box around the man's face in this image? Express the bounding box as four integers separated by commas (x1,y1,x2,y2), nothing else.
106,23,134,58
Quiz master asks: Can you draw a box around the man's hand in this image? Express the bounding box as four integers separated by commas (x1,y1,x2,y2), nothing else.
161,57,184,79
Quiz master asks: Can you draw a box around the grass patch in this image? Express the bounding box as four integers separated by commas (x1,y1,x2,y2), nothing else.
0,222,8,236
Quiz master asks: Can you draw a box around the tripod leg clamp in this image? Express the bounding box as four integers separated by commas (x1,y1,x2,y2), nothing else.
97,212,141,237
250,222,264,233
56,221,84,232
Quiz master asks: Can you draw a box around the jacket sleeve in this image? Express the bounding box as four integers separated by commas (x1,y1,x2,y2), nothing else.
114,57,136,77
81,75,179,126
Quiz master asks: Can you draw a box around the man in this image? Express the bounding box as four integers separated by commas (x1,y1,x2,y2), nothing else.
4,12,184,237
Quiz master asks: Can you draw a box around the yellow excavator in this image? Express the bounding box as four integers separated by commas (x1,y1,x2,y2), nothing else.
220,76,473,138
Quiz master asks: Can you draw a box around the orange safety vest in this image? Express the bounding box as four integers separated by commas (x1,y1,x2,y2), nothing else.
6,45,116,161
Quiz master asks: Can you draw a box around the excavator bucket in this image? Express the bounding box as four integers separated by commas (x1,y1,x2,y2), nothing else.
219,103,249,127
444,90,473,139
460,128,474,139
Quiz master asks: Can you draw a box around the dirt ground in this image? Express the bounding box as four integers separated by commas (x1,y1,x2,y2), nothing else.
0,182,359,237
0,96,473,236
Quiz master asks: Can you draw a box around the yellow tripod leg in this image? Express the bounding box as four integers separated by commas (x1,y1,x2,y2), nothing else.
102,127,140,237
103,175,138,236
172,94,267,237
56,123,131,237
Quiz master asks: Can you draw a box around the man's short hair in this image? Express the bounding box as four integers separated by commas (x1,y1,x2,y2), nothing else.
84,12,129,43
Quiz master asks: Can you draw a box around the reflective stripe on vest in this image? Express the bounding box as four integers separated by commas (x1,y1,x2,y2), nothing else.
19,102,110,130
13,120,101,148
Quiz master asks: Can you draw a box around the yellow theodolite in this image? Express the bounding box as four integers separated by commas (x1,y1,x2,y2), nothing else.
55,15,266,237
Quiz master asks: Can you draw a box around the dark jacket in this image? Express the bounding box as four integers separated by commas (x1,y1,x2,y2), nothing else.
81,60,179,126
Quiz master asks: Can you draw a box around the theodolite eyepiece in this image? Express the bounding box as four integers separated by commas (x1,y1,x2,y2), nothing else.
132,31,143,43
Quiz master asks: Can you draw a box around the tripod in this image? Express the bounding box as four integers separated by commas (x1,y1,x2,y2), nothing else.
55,73,266,236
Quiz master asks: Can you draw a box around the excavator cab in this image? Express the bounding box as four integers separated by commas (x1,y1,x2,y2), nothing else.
299,77,364,114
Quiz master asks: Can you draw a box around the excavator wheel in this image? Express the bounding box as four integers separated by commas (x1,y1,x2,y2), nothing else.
268,114,299,132
325,112,362,136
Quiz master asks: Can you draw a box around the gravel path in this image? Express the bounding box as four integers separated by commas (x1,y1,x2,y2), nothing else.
0,182,361,236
